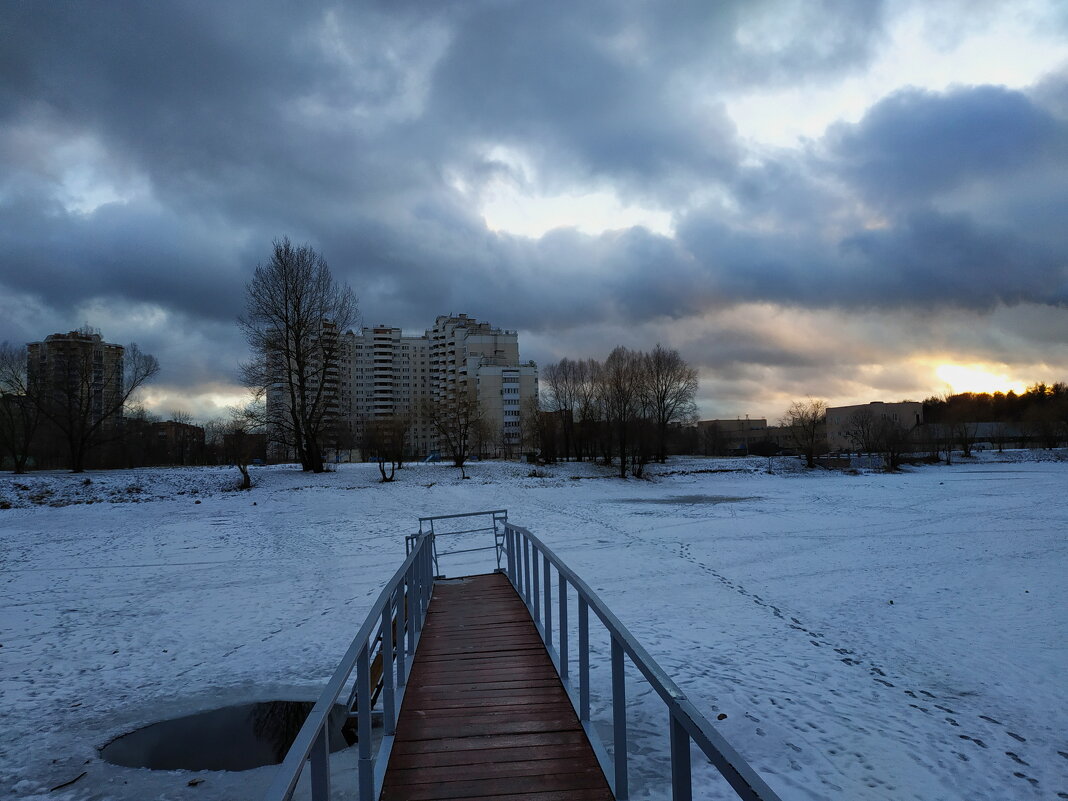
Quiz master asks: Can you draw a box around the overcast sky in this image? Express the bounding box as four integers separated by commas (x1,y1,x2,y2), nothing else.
2,0,1067,422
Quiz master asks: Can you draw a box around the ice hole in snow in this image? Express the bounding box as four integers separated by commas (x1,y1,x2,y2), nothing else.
99,701,355,771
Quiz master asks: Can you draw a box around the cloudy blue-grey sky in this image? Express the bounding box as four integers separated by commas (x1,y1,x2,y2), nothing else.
2,0,1067,421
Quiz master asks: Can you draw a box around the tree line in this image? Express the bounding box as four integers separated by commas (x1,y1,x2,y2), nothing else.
532,345,699,478
924,385,1068,447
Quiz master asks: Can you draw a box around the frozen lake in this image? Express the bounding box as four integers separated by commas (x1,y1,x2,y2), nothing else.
1,454,1066,800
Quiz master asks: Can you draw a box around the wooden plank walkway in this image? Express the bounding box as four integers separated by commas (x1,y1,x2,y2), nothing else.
381,572,613,801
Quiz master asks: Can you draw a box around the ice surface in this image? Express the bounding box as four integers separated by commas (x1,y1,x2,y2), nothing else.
1,453,1065,800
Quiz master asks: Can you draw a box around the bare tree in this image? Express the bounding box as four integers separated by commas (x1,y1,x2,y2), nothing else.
422,392,484,479
601,347,646,478
780,399,827,468
223,406,261,490
543,358,582,460
0,343,42,473
701,421,725,456
875,417,911,471
33,337,159,473
168,408,195,465
240,237,358,473
520,394,554,462
643,344,698,463
845,407,879,455
574,358,599,461
364,414,409,482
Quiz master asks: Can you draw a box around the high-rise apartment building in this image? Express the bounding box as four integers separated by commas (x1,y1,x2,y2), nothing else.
28,329,125,429
426,314,537,456
267,314,538,461
349,325,433,454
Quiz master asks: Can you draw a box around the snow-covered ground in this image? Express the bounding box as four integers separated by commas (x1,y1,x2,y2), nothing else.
1,454,1065,801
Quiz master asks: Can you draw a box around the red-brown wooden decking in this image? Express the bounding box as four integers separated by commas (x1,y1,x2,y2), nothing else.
380,572,613,801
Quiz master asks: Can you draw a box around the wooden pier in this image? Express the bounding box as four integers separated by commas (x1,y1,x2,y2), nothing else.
381,573,612,800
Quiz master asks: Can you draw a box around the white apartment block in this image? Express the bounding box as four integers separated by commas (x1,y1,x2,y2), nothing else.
349,325,433,455
426,314,538,457
345,314,538,459
268,314,538,461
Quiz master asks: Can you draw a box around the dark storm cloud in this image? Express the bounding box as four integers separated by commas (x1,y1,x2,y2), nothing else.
0,196,248,321
0,0,896,337
827,85,1066,205
673,80,1068,314
0,0,1066,415
427,2,741,201
839,211,1067,308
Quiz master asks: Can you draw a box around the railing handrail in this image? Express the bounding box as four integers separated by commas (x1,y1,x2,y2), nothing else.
263,531,435,801
503,522,783,801
418,508,508,524
414,509,508,574
505,523,683,703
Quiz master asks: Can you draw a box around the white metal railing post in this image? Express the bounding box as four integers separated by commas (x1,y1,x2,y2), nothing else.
670,711,693,801
309,726,330,801
396,589,407,692
513,528,520,588
419,543,428,615
532,544,541,626
579,597,590,721
543,553,552,648
512,527,519,589
612,636,629,799
381,603,396,735
523,535,531,605
423,541,430,605
558,574,568,685
356,644,373,801
405,567,415,658
413,556,423,641
494,514,504,571
505,527,514,584
421,542,430,620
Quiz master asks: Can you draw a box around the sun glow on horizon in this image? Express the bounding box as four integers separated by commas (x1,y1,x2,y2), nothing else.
934,363,1029,396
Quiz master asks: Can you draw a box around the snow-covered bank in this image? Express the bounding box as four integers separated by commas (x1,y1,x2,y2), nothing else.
1,456,1065,800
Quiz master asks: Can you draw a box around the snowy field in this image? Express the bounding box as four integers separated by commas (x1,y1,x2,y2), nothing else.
1,453,1066,801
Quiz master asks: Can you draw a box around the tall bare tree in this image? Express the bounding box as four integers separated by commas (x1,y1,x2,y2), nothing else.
643,344,699,463
601,347,645,478
543,358,582,460
781,399,827,468
0,343,42,473
575,358,600,461
422,392,484,479
240,237,358,473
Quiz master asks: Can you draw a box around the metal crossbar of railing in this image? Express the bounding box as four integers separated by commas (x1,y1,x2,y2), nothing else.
408,509,508,576
503,522,784,801
262,531,436,801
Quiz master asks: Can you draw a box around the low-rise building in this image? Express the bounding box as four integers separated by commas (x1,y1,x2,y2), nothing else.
696,417,768,455
825,401,923,452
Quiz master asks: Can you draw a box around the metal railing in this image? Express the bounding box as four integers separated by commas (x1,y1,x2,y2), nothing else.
407,509,508,576
263,531,436,801
503,522,784,801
